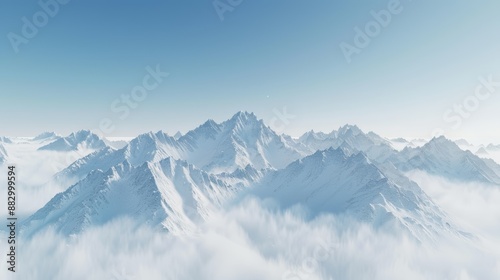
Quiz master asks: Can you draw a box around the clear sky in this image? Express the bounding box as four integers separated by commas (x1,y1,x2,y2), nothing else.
1,0,499,144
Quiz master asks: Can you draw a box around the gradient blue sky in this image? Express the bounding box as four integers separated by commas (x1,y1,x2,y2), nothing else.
1,0,499,143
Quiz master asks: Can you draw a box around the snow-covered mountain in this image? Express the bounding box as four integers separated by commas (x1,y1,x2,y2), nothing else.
177,111,304,173
55,112,305,185
487,144,500,151
32,132,60,143
18,112,495,243
38,130,107,152
253,148,462,240
22,157,236,236
0,136,12,143
297,125,397,162
0,143,7,164
173,131,183,139
392,136,500,185
390,138,411,151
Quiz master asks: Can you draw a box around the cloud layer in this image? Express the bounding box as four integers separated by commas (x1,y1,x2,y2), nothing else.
1,177,500,280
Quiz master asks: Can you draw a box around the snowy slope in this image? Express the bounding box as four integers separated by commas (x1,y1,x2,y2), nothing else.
124,131,185,166
254,148,463,240
20,112,489,243
54,131,189,184
54,146,124,185
392,136,500,185
22,157,236,236
0,136,12,143
32,132,60,143
177,111,304,173
0,143,7,164
55,112,306,184
38,130,107,151
297,125,397,162
389,138,411,151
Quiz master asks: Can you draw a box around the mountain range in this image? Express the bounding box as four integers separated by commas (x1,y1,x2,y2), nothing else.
4,111,498,240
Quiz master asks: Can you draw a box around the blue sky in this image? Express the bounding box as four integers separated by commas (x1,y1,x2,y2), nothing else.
1,0,499,143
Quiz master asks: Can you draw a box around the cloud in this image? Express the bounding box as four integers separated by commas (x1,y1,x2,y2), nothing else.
0,144,94,218
1,194,499,280
407,170,500,240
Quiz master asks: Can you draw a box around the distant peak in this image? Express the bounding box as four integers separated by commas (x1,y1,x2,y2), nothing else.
194,119,221,134
299,130,322,141
224,111,262,131
230,111,258,122
338,124,363,136
75,129,92,134
173,131,183,139
127,132,156,144
201,119,217,126
313,147,347,160
476,147,489,154
425,136,461,150
429,135,452,144
391,137,408,143
454,139,471,146
33,132,57,140
70,130,96,139
154,130,168,138
487,144,500,150
233,110,254,117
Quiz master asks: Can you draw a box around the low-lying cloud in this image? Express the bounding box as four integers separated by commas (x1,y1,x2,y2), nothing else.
1,190,499,280
0,145,92,218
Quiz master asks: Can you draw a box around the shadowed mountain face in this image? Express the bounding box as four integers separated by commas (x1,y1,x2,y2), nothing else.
297,125,397,163
0,143,7,164
55,112,305,184
391,136,500,185
253,148,462,241
38,130,107,152
22,158,235,236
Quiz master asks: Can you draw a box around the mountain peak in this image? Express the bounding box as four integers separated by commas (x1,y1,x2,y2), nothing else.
38,130,106,151
299,130,329,142
71,129,93,138
426,136,460,150
0,143,7,163
338,124,363,136
228,111,259,124
195,119,220,133
173,131,183,139
0,136,13,143
33,132,58,141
